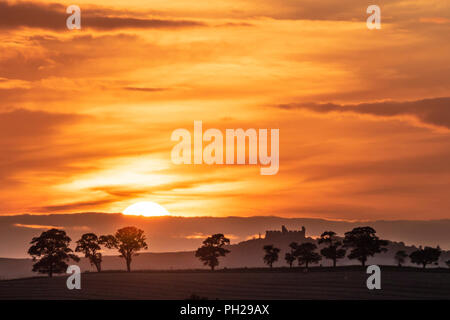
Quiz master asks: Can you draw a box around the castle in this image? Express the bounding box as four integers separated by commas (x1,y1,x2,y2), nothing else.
265,225,306,241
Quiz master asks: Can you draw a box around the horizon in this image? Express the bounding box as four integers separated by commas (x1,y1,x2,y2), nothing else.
3,211,450,222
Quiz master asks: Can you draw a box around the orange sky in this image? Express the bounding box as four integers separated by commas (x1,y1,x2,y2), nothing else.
0,0,449,220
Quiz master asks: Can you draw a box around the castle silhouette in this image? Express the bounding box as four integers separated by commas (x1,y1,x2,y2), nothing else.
265,225,306,241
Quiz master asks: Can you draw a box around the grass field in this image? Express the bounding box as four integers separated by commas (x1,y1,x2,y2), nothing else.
0,267,449,299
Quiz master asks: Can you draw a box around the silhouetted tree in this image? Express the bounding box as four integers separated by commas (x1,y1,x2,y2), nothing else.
343,227,388,267
28,229,79,277
295,242,321,270
100,227,148,272
285,252,296,268
195,234,230,271
263,245,280,268
75,233,103,272
445,260,450,269
394,250,408,267
318,231,346,267
409,246,441,269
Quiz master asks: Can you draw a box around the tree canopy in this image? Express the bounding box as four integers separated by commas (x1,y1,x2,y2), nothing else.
28,229,79,277
263,244,280,268
409,246,441,269
100,226,148,272
343,227,388,267
291,242,321,270
75,233,103,272
195,234,230,271
318,231,346,267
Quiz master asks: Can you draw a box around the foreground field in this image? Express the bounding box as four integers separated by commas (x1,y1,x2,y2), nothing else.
0,268,449,299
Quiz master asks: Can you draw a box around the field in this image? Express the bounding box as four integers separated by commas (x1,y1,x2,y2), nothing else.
0,267,449,300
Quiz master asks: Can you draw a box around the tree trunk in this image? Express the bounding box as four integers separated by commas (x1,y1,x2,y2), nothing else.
361,259,366,267
96,262,102,273
423,263,426,269
49,265,53,278
305,261,309,270
211,265,215,271
126,259,131,272
333,259,337,267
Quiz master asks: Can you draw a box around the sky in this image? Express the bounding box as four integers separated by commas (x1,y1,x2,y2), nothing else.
1,0,449,220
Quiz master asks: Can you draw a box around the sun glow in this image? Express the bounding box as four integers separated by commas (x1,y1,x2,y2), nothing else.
122,201,170,217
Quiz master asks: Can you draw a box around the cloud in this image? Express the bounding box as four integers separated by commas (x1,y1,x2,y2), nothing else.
277,97,450,130
93,177,235,197
0,108,82,137
297,150,450,181
0,1,206,30
419,17,450,25
0,108,86,182
14,223,62,229
36,199,117,212
124,87,169,93
182,232,238,240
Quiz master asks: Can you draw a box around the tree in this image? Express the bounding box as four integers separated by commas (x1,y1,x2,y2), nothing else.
195,234,230,271
28,229,79,277
318,231,346,267
75,233,103,272
343,227,388,267
394,250,408,267
445,260,450,269
285,242,300,268
285,252,296,268
409,246,441,269
100,226,148,272
295,242,321,270
263,245,280,268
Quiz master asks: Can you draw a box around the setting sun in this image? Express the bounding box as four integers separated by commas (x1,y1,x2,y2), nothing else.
122,202,170,217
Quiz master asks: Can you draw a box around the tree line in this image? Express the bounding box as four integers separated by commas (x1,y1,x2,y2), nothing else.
28,226,448,277
28,227,147,277
195,227,447,271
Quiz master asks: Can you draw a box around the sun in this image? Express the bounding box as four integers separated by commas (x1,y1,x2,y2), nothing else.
122,201,170,217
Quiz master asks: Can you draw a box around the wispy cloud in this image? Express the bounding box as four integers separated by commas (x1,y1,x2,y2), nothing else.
276,97,450,130
0,1,206,30
14,223,62,229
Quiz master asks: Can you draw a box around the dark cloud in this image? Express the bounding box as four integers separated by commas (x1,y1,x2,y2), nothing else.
93,177,234,197
0,108,81,137
277,97,450,129
83,16,205,30
124,87,169,93
36,199,116,212
0,1,206,30
225,0,450,22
